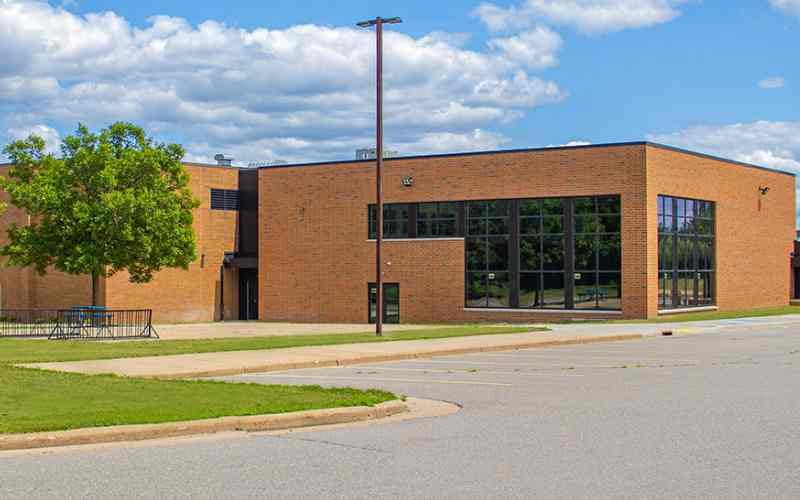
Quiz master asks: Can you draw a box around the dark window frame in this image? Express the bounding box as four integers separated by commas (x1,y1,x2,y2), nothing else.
465,195,622,311
368,202,464,239
657,195,716,310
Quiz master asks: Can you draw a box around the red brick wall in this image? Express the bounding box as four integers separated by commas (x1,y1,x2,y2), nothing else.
646,145,796,314
106,164,240,322
259,145,650,323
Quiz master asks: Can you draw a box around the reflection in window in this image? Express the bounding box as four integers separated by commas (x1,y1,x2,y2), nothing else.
368,203,409,239
658,195,715,309
417,202,459,237
465,200,511,308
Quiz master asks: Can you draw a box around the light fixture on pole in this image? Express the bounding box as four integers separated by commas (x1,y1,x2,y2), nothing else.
357,16,402,337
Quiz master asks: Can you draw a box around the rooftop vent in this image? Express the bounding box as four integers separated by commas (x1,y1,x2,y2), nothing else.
214,154,234,167
355,148,399,160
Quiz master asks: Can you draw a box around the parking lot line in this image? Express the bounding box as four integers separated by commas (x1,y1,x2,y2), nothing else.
249,373,514,387
351,366,585,377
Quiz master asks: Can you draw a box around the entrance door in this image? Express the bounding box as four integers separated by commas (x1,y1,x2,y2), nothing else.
795,269,800,299
368,283,400,324
239,269,258,320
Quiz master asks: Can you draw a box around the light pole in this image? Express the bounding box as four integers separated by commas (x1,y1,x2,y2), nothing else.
357,16,402,337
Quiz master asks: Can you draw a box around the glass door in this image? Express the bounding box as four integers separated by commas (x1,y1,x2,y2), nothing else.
368,283,400,324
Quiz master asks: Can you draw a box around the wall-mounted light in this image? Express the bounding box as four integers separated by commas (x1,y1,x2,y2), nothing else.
401,176,414,187
759,186,770,195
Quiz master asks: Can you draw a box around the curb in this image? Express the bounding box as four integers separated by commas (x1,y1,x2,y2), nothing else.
133,333,644,379
0,400,407,452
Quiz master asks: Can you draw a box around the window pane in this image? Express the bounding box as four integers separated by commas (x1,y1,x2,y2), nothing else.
467,218,486,236
542,273,565,308
488,200,510,217
574,271,598,309
520,217,541,235
542,236,565,270
466,273,487,308
520,273,541,308
677,237,693,270
436,220,457,237
520,199,541,217
488,218,509,235
658,196,665,215
417,203,437,219
685,199,694,218
574,234,596,271
659,271,672,308
417,221,434,237
694,218,712,235
468,201,486,219
542,216,564,234
574,215,599,234
678,272,693,306
542,198,563,215
439,202,459,218
659,235,673,270
488,236,509,270
384,204,408,219
660,215,674,232
598,235,621,271
598,273,621,310
598,196,620,214
520,236,541,271
598,215,620,234
487,272,510,308
574,197,595,215
466,238,486,271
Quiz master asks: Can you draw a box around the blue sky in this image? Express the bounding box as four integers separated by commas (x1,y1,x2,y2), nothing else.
1,0,799,221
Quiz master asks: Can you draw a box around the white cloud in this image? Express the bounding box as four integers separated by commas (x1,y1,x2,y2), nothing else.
759,77,785,89
7,123,62,155
488,27,562,69
548,140,592,147
770,0,800,16
648,120,800,221
474,0,688,34
0,1,567,163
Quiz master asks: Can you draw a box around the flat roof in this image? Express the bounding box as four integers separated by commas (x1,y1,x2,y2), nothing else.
3,141,795,177
254,141,796,178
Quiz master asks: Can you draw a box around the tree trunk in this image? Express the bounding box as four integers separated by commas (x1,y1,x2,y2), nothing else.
91,272,102,306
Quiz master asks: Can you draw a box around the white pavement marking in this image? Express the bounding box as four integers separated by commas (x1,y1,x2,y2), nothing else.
248,373,514,387
349,366,585,377
472,351,701,363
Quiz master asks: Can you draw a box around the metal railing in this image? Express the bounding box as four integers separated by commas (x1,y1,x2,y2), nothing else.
0,309,61,338
0,308,158,340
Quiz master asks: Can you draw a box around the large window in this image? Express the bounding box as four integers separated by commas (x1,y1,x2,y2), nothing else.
573,196,621,310
417,202,459,237
466,196,622,311
368,202,460,239
658,195,715,309
368,203,409,239
465,200,511,308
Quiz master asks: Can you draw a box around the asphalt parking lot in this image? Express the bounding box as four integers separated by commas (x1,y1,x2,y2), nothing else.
2,320,799,499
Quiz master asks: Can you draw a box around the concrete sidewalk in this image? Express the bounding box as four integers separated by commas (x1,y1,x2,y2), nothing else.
24,329,643,379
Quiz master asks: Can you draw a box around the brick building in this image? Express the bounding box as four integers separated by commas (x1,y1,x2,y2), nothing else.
1,141,796,323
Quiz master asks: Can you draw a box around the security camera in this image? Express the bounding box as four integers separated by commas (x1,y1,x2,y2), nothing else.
759,186,770,195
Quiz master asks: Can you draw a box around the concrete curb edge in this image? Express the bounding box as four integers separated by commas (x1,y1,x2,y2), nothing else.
141,333,645,379
0,399,408,451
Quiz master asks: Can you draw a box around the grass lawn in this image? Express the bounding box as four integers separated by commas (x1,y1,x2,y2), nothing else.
0,325,540,364
0,365,394,434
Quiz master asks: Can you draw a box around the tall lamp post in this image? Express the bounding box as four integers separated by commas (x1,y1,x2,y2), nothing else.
357,16,402,337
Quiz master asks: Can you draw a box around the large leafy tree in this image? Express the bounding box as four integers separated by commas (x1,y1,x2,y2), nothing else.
1,123,199,306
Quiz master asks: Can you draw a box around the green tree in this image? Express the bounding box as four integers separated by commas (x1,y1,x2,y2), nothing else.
0,123,199,306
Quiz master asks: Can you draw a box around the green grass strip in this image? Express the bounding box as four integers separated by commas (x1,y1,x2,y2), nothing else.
0,365,394,434
0,325,541,364
558,305,800,325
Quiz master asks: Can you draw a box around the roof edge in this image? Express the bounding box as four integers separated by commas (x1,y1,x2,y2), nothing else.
256,141,796,178
644,142,796,178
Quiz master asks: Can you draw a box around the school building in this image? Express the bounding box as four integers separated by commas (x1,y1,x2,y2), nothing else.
1,141,796,323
